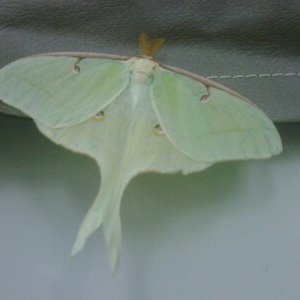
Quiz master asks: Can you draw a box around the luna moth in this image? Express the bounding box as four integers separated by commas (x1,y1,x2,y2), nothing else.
0,33,282,269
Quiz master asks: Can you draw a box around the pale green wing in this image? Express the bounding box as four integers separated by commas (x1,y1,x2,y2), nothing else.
151,66,282,162
0,56,129,128
36,79,211,270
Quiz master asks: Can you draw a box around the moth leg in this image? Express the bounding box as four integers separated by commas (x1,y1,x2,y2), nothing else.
200,86,211,102
72,57,83,73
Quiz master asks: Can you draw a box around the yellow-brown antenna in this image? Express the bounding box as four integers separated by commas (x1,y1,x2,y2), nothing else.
138,32,165,58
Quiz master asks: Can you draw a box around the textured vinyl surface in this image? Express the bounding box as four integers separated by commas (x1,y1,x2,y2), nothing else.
0,0,299,121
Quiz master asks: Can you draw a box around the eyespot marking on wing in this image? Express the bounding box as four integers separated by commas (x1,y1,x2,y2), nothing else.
72,58,83,73
153,124,164,136
94,111,105,121
200,86,211,102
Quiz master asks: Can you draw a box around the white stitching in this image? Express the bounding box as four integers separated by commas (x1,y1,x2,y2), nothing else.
206,72,300,79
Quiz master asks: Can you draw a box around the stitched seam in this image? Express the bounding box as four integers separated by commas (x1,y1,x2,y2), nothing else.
206,72,300,79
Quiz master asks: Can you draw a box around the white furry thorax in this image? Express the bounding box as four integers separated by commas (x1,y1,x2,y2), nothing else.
127,57,158,83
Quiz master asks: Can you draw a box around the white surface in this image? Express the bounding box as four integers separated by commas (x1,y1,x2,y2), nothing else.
0,115,299,300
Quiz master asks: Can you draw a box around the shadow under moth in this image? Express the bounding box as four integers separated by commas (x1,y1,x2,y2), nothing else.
0,33,282,270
